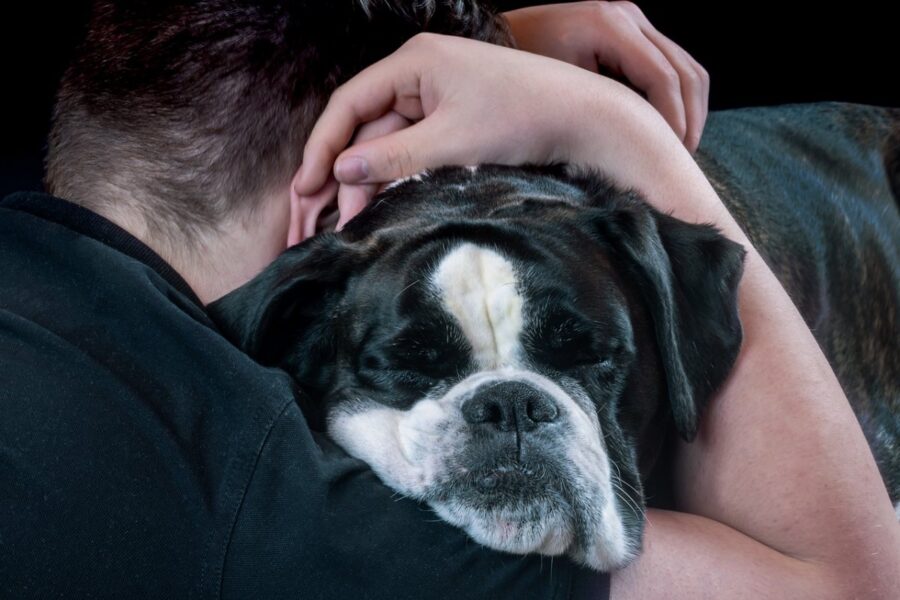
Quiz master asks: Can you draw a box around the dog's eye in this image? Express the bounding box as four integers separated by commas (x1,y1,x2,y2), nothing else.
526,311,610,371
360,351,387,372
355,322,468,387
389,334,462,380
356,346,435,394
548,331,604,368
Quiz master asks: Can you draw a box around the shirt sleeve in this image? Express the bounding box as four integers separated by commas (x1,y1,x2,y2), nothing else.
217,400,610,600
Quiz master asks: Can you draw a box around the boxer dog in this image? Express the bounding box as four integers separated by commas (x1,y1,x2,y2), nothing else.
209,1,900,572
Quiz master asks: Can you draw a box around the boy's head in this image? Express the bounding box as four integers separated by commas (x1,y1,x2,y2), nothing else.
46,0,511,253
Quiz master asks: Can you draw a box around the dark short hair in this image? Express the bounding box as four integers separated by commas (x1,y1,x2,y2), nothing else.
46,0,511,245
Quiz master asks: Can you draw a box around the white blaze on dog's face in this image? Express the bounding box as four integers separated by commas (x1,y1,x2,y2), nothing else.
433,243,520,368
328,242,640,570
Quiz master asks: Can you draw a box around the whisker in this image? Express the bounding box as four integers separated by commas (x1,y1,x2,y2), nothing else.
607,460,642,498
614,484,644,517
613,474,644,514
394,278,422,300
612,486,643,518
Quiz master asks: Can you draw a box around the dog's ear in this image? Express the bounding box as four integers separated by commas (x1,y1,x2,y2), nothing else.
208,234,363,379
587,194,746,441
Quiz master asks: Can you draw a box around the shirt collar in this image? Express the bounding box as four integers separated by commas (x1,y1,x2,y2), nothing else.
1,191,204,308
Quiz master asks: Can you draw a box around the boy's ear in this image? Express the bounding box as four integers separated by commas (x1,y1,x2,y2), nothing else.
586,191,746,441
208,234,363,369
288,168,340,247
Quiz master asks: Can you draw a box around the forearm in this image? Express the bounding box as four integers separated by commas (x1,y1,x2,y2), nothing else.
673,253,900,591
611,509,839,600
567,84,900,594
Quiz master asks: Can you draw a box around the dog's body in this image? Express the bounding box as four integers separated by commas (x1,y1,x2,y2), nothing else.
697,103,900,503
212,101,900,569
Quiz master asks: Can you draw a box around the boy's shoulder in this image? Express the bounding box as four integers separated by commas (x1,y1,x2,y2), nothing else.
0,191,297,597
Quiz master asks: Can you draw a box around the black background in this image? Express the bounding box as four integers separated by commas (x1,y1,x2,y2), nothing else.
1,1,893,197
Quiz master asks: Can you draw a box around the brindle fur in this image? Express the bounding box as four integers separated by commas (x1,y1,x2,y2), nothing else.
696,103,900,501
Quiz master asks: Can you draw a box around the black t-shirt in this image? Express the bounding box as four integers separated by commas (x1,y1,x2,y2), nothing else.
0,192,610,599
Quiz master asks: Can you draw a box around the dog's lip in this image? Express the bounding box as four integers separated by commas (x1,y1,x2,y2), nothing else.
472,463,536,492
446,460,556,499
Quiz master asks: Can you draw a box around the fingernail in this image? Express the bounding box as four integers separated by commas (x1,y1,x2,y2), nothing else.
335,157,369,183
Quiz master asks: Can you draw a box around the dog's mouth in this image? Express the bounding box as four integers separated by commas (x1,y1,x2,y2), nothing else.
427,454,581,554
430,459,577,556
468,463,540,494
441,457,562,502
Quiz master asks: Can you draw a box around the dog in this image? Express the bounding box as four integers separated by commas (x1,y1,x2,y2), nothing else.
208,0,900,572
210,101,899,571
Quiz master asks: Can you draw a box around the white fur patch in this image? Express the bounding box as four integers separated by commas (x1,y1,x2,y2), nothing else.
329,398,460,496
383,170,430,191
565,384,633,567
895,501,900,520
431,243,523,369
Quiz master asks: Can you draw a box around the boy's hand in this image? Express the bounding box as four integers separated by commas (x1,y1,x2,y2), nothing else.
503,1,709,152
288,3,710,243
292,33,680,234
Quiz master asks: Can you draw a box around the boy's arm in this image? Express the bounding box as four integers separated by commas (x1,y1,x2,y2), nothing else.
503,1,708,152
294,33,900,598
289,2,709,245
567,107,900,598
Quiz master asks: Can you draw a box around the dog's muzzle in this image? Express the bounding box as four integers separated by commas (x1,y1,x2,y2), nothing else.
328,368,637,569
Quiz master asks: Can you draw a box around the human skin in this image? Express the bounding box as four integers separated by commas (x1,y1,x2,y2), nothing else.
131,2,708,302
292,33,900,599
288,0,709,246
503,1,709,152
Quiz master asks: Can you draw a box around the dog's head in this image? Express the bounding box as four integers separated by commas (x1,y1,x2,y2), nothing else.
210,165,745,570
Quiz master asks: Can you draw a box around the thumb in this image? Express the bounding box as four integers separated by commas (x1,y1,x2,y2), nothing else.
333,118,448,185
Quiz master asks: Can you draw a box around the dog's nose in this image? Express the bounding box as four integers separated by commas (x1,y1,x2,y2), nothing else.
462,381,559,432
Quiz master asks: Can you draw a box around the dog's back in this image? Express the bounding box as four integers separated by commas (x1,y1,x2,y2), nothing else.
696,103,900,503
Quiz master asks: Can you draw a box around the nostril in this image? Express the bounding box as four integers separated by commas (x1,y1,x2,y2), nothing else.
484,402,503,425
527,395,558,423
462,395,505,425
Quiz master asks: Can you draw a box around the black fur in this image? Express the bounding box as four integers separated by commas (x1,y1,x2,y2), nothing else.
582,195,745,441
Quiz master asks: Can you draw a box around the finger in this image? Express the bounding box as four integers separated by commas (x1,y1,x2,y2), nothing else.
342,109,415,187
594,24,687,142
640,26,709,152
336,182,380,230
693,59,711,151
332,116,447,185
353,110,414,145
294,44,427,196
331,110,413,228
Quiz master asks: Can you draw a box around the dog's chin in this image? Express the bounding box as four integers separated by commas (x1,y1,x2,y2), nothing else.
430,496,574,557
428,464,636,571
